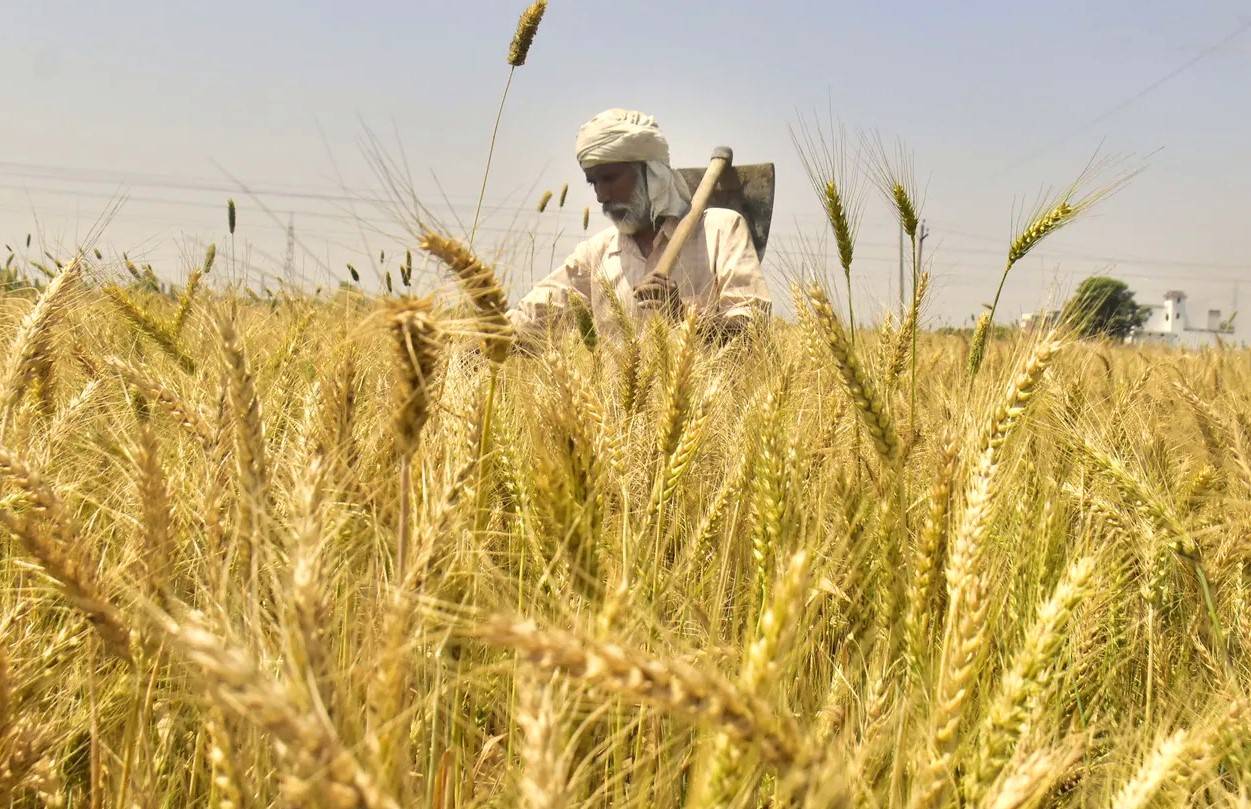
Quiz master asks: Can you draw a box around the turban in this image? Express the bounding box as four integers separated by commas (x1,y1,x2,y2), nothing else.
576,108,669,166
575,108,690,222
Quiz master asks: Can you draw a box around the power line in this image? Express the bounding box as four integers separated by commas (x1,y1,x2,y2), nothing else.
4,176,1245,283
0,159,564,213
0,182,584,241
1002,17,1251,171
5,158,1247,273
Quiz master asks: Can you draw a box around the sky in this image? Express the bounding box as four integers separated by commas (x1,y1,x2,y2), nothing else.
2,0,1248,339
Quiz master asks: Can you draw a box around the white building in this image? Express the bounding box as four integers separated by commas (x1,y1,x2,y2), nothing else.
1129,290,1237,348
1019,309,1061,331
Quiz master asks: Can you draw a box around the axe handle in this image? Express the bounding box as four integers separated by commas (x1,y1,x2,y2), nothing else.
652,146,733,279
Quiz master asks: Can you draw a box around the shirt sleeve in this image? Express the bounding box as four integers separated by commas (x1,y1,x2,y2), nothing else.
507,240,595,340
712,212,772,323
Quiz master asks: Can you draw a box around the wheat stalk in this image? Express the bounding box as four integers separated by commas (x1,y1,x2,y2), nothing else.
978,164,1129,374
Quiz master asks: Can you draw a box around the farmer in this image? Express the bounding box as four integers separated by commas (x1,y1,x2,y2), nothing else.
508,108,771,342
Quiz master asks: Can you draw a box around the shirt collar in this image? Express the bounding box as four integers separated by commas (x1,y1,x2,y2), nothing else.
606,216,678,257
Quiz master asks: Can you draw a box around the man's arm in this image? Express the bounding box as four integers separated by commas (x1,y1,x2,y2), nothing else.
507,241,596,346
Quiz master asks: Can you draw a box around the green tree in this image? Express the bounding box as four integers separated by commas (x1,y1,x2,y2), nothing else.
1062,276,1150,340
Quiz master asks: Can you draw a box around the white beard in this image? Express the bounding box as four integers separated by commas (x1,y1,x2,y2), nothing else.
603,169,651,235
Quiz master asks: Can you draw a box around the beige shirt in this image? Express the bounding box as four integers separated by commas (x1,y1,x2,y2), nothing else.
508,208,771,339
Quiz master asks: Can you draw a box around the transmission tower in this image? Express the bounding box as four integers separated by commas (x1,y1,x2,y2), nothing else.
283,213,296,285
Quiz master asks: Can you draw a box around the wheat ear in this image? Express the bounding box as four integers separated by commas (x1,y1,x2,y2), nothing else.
204,710,245,809
904,436,960,669
806,284,898,463
888,272,930,387
982,172,1122,373
749,376,791,609
1106,730,1189,809
388,299,442,576
1077,436,1227,660
506,0,547,66
657,313,697,459
152,608,398,809
0,448,132,661
0,261,80,434
484,618,801,768
966,556,1095,801
389,299,441,458
518,679,569,809
968,311,993,377
981,737,1085,809
1181,696,1249,792
104,285,196,373
690,550,811,807
132,422,174,598
419,231,514,362
217,311,269,536
912,338,1062,809
172,268,204,337
103,356,214,446
288,453,336,722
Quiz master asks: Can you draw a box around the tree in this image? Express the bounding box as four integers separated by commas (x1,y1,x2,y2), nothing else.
1062,276,1150,340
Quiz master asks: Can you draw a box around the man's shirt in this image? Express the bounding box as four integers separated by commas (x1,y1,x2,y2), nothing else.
508,208,770,339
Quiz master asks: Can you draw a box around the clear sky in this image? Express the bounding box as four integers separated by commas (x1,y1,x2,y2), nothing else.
3,1,1248,338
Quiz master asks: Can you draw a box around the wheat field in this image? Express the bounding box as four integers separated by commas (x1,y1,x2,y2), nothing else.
0,249,1249,808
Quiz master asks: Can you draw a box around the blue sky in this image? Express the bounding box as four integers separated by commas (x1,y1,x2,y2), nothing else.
3,1,1248,334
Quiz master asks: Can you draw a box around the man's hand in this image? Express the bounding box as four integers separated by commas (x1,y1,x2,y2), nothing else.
634,270,683,320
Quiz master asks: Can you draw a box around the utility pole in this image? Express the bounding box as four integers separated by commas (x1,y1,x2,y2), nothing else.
898,222,905,316
1233,280,1241,339
917,220,929,285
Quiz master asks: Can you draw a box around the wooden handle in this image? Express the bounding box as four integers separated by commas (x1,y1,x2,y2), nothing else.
653,146,733,279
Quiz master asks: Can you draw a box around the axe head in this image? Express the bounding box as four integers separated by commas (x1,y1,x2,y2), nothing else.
675,161,776,260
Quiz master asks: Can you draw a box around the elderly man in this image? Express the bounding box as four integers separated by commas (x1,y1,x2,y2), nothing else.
508,109,771,341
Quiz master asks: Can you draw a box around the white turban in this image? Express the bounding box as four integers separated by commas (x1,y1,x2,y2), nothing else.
575,108,690,222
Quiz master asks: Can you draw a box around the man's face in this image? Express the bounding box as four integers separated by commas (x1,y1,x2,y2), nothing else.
585,162,650,234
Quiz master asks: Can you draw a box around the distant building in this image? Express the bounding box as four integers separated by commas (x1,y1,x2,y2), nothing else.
1019,309,1061,331
1128,290,1236,348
